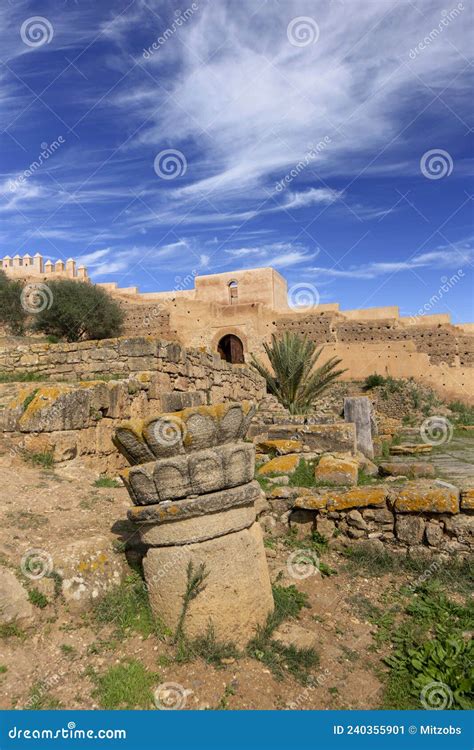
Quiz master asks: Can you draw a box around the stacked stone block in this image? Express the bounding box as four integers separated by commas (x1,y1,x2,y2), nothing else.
115,401,274,646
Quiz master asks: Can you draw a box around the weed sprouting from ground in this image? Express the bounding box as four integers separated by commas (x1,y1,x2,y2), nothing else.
28,588,48,609
22,450,54,469
173,561,209,646
93,476,121,488
247,584,318,683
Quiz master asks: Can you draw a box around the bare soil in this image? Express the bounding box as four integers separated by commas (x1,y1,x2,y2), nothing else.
0,449,420,711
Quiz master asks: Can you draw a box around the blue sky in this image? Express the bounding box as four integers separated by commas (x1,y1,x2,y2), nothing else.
1,0,473,321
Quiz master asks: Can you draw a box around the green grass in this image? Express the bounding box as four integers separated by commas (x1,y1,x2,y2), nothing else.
22,450,54,469
342,546,473,594
288,458,317,487
449,400,474,426
93,476,122,488
0,371,46,383
0,665,7,674
357,469,379,485
90,659,159,709
247,584,318,683
60,644,76,658
0,623,24,639
92,571,170,639
28,588,48,609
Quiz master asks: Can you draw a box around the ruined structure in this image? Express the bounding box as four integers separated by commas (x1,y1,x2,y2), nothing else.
2,254,473,401
115,402,274,645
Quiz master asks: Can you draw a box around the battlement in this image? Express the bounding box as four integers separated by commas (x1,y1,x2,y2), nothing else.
1,253,88,281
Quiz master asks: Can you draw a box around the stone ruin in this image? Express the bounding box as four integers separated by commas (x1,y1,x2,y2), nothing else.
114,401,274,646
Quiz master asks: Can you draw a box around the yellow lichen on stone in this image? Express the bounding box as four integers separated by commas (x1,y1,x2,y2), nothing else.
257,439,303,455
315,454,358,486
258,454,300,475
394,483,459,513
294,494,327,510
326,486,387,510
461,489,474,511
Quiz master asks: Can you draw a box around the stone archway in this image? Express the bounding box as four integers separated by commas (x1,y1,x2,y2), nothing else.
217,334,245,364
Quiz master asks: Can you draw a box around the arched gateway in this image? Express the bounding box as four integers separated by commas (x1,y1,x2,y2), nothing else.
217,334,245,364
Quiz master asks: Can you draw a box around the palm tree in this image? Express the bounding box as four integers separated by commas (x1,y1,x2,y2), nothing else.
250,332,346,415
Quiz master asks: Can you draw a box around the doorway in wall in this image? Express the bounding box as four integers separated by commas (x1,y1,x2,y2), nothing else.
217,334,244,364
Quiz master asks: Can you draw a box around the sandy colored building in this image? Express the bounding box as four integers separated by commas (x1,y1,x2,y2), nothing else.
2,254,473,401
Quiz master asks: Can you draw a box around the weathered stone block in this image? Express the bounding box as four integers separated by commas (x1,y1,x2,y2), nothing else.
139,505,256,546
379,462,435,479
395,516,425,545
268,422,356,454
256,439,304,455
394,482,459,514
315,454,358,486
258,454,300,475
143,523,274,646
344,396,374,458
325,486,388,511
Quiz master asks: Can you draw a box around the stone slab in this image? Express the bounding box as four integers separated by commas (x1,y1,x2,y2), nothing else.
127,480,261,524
268,422,356,454
393,482,460,514
139,504,256,546
344,396,374,458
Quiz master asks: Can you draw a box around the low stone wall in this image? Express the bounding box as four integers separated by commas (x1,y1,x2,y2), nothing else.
0,339,265,471
265,483,473,557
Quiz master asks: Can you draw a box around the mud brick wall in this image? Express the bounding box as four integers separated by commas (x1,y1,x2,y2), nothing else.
117,300,178,340
274,313,337,343
274,313,469,368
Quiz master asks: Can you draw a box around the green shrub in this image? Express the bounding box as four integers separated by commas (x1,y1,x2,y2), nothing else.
0,270,27,335
363,374,386,390
0,371,45,383
32,279,124,342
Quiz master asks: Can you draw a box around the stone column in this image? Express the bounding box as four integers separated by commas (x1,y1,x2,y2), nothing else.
115,401,274,647
344,396,374,458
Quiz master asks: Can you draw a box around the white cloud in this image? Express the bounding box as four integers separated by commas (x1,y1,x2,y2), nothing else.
283,188,343,210
311,239,474,279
